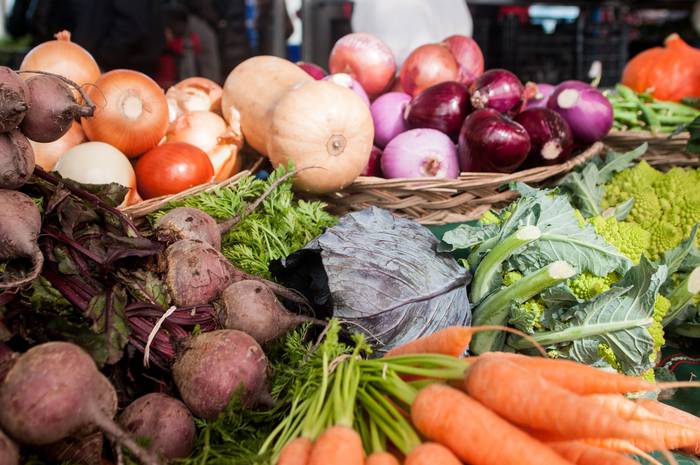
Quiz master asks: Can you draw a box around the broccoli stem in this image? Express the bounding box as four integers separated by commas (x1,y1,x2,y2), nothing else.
471,261,576,354
470,225,542,304
509,317,653,350
662,267,700,327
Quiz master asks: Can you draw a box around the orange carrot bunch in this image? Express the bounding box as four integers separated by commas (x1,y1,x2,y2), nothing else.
269,325,700,465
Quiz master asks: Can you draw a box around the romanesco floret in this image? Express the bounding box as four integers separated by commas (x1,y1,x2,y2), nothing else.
648,294,671,363
502,270,524,286
625,190,662,229
574,209,587,228
648,223,685,260
597,343,623,372
603,161,662,209
508,298,546,334
589,216,651,263
568,272,619,300
480,210,502,225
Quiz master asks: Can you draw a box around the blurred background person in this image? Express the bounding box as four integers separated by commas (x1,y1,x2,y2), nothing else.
184,0,222,82
351,0,473,66
7,0,166,77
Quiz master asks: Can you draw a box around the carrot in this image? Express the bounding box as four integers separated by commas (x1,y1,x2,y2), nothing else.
463,357,655,443
636,399,700,454
587,394,667,422
307,426,364,465
548,441,640,465
410,383,575,465
365,451,401,465
277,437,313,465
386,326,546,357
576,438,664,464
404,442,461,465
479,352,656,394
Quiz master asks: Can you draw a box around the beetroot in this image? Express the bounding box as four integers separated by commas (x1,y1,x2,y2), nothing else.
20,75,93,143
0,130,35,189
164,239,307,307
39,431,103,465
0,67,29,133
173,329,269,419
0,342,160,465
0,429,18,465
118,393,195,460
155,207,221,250
0,190,44,290
219,280,322,344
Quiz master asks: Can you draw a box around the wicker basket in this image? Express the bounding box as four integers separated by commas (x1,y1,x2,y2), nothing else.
312,142,606,225
604,130,690,158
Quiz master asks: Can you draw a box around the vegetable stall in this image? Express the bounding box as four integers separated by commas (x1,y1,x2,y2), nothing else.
2,26,700,465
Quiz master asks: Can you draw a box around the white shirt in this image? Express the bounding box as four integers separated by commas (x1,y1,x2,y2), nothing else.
351,0,473,66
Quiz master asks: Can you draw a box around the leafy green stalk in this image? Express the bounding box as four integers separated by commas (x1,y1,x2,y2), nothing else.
663,267,700,326
470,225,541,303
471,261,576,354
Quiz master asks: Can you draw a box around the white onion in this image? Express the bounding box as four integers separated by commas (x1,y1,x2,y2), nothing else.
166,77,223,124
54,141,139,206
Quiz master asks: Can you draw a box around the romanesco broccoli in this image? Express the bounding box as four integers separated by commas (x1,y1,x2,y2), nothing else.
503,270,524,286
480,210,502,225
568,272,619,300
597,343,623,372
508,298,546,334
603,162,700,260
589,216,650,264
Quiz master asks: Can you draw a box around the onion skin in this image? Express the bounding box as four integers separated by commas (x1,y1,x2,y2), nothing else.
441,35,484,86
329,33,397,98
30,121,86,171
469,69,524,114
54,141,139,206
381,128,459,179
167,111,228,153
82,69,169,157
361,146,383,177
322,73,370,106
404,81,471,140
514,108,573,166
458,108,531,173
526,83,555,109
547,82,613,144
297,62,327,80
166,77,223,123
370,92,411,148
20,31,100,91
134,142,214,199
400,44,459,97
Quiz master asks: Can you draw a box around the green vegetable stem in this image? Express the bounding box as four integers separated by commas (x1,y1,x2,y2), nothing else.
663,267,700,327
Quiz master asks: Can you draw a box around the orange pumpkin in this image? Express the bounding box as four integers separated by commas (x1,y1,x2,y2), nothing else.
622,34,700,102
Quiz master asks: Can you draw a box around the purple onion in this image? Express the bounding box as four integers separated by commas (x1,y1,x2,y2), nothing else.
370,91,411,148
458,108,530,173
323,73,370,106
547,82,613,143
404,81,471,141
361,146,383,177
526,83,555,109
297,61,327,80
469,69,524,114
381,128,459,179
514,108,573,166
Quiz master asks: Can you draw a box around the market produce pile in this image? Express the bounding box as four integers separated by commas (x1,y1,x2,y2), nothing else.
3,25,700,465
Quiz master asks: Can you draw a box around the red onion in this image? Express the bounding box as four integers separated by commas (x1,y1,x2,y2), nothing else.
441,35,484,86
404,81,471,141
547,82,612,143
370,92,411,148
469,69,524,114
322,73,370,106
400,44,459,97
458,108,530,173
329,33,396,98
361,146,383,177
382,128,459,179
514,108,573,166
526,83,555,109
297,62,327,80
